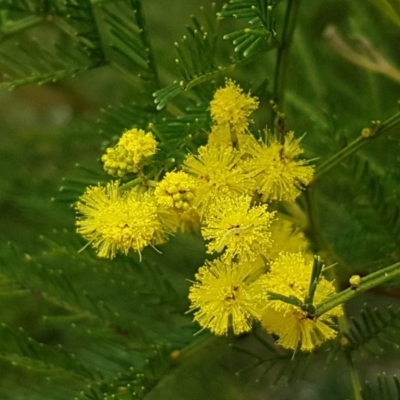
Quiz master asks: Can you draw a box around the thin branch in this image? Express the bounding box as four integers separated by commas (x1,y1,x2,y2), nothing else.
314,261,400,318
272,0,300,110
313,110,400,181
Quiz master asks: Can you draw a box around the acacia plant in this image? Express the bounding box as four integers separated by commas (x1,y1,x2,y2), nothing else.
1,0,400,399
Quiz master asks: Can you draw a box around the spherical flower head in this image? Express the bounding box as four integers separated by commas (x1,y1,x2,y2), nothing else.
266,217,309,261
188,258,265,335
202,195,275,262
154,171,196,212
183,143,255,215
76,181,163,258
260,252,343,351
119,128,157,164
210,79,259,134
101,146,138,177
101,128,157,177
244,132,314,202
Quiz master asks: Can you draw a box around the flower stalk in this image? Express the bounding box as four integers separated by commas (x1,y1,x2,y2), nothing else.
272,0,300,110
314,261,400,318
314,109,400,181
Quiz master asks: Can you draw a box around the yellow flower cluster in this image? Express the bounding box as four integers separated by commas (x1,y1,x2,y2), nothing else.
184,80,341,352
75,80,340,352
189,252,343,347
101,128,157,177
154,171,196,211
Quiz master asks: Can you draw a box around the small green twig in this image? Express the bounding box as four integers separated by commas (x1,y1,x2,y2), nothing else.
171,334,219,364
0,16,44,38
314,261,400,318
182,55,259,92
118,178,142,191
303,185,326,254
313,110,400,181
266,291,303,308
133,0,160,87
303,256,323,309
272,0,300,111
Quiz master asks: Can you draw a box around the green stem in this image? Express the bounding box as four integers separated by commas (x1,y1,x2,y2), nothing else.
314,110,400,181
267,291,303,308
303,185,327,255
166,102,184,117
183,54,261,91
132,0,160,87
314,261,400,317
0,16,43,38
272,0,300,109
171,334,217,364
118,178,142,191
344,350,363,400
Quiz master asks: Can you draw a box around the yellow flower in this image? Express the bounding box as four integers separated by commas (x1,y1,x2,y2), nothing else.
266,217,309,261
261,307,339,352
183,143,255,214
118,128,157,163
202,195,275,262
188,257,264,335
154,171,196,212
210,79,259,134
244,132,314,202
207,124,253,149
260,252,343,351
76,181,163,258
101,128,157,177
158,206,200,233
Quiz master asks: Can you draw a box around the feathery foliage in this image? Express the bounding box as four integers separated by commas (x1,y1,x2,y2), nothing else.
2,0,400,399
361,373,400,400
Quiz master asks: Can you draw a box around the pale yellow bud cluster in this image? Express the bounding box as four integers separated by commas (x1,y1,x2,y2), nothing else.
101,128,157,177
154,171,196,212
101,146,140,177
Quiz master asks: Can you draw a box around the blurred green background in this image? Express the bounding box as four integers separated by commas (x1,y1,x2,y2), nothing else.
1,1,400,399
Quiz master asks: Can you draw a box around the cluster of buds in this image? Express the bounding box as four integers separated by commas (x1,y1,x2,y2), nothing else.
101,128,157,177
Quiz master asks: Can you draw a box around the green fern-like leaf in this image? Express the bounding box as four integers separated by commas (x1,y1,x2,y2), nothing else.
361,373,400,400
0,229,200,399
346,155,400,251
0,0,101,89
344,304,400,355
98,0,159,93
232,328,314,385
153,4,222,110
219,0,281,57
0,37,92,89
